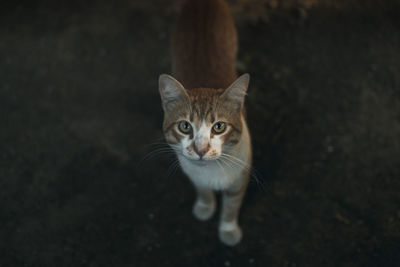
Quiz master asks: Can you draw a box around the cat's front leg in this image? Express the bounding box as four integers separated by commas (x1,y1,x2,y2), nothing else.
192,186,216,221
218,177,249,246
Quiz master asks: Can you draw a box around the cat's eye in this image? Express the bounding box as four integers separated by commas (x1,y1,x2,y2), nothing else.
178,121,192,134
212,122,227,134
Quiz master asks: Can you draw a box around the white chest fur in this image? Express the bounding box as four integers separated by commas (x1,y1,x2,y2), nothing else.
178,117,251,191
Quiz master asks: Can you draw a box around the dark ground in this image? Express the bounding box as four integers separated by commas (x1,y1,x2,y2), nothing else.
1,1,400,266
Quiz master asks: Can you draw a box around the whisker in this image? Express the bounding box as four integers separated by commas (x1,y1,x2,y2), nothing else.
142,147,176,160
136,146,178,168
218,157,234,170
220,153,267,192
216,159,228,178
165,158,181,179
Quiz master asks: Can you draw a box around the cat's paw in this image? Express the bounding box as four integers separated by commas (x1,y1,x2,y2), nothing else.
192,200,215,221
218,223,242,246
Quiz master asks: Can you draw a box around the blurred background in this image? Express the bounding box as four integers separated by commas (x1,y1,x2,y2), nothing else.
1,0,400,266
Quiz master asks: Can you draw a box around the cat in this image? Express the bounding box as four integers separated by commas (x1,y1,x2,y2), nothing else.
158,0,252,246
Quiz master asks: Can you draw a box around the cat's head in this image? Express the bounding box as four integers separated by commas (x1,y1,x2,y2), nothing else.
159,74,249,162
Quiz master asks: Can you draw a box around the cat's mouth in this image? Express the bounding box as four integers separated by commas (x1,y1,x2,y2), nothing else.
186,156,219,164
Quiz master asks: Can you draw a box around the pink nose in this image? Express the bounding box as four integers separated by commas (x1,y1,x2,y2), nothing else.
194,144,210,159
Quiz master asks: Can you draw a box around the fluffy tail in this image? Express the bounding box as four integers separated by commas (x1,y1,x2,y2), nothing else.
171,0,238,89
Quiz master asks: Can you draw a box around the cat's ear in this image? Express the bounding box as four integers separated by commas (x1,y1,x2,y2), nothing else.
159,74,189,112
220,73,250,111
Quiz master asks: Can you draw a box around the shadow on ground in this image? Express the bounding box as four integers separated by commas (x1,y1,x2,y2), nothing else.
1,1,400,266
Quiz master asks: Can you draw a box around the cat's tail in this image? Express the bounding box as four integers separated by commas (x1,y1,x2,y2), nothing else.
171,0,238,89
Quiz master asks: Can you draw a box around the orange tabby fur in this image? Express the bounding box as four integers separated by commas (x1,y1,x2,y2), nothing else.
158,0,252,246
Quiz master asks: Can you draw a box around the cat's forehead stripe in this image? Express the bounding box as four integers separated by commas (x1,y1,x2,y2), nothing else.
187,89,221,123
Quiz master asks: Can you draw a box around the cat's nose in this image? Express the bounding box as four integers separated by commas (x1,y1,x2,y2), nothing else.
194,144,210,159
